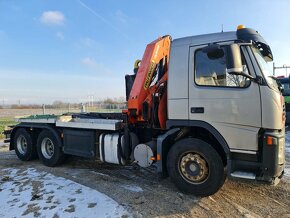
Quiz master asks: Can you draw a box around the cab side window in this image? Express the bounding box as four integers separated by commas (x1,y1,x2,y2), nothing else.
194,47,250,87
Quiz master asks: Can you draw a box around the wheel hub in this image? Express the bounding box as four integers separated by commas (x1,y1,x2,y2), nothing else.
41,138,54,159
179,153,209,183
16,135,28,155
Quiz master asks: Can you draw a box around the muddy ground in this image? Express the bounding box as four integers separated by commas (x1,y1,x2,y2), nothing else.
0,140,289,218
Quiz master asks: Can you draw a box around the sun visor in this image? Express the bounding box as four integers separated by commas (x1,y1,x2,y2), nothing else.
237,28,273,61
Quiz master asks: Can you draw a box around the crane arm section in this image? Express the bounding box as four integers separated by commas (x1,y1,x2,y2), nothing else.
127,35,171,126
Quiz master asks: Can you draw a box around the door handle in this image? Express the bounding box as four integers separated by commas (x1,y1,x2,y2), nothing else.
191,107,204,113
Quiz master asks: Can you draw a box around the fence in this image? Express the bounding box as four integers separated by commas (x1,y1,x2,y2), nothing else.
0,102,127,118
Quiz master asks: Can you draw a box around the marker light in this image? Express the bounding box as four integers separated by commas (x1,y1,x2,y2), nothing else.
237,25,246,30
157,154,161,161
267,136,273,145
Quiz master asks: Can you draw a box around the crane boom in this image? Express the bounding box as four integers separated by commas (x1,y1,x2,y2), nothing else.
127,35,171,128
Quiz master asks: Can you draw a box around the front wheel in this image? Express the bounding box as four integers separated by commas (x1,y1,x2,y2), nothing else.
167,138,225,197
37,130,64,167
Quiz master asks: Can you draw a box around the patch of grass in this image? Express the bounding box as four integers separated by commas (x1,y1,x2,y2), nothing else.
0,117,16,139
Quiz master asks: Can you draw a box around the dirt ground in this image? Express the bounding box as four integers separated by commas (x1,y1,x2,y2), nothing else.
0,139,289,218
0,109,289,217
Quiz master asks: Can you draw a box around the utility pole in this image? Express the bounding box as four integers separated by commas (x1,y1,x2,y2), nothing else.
87,95,94,107
42,104,46,115
91,95,94,107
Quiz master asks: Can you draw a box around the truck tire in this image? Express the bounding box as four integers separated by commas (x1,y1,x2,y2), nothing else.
37,130,64,167
14,128,37,161
167,138,225,197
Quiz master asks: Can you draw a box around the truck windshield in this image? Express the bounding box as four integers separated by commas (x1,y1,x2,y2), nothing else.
251,46,278,90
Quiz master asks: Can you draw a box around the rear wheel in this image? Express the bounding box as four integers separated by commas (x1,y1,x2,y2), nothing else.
167,138,225,196
37,130,64,167
14,128,37,161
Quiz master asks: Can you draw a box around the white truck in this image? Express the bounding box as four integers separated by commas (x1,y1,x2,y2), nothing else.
5,25,285,196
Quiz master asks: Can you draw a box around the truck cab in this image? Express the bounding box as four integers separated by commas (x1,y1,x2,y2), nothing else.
167,26,285,188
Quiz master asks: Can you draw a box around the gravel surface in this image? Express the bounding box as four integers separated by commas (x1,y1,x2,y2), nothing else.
0,137,289,217
1,108,290,217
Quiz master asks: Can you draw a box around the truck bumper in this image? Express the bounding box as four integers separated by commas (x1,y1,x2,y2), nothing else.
256,130,285,184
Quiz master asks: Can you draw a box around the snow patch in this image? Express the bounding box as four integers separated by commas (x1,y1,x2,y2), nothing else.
121,185,143,193
0,168,130,217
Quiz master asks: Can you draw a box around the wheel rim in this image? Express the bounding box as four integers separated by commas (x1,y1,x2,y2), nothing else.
179,153,209,184
16,135,28,155
41,137,54,159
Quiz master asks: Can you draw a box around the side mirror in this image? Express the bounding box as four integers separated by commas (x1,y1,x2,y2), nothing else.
202,44,224,60
225,44,243,74
225,43,261,83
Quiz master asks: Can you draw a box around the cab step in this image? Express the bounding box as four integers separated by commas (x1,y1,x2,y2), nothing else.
230,171,256,180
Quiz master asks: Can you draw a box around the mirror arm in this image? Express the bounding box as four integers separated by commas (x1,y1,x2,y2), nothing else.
253,75,265,85
229,72,264,85
239,72,254,80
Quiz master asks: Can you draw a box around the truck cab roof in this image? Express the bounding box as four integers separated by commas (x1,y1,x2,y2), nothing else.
172,31,236,47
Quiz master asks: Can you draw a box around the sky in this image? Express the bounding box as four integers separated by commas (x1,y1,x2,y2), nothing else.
0,0,290,104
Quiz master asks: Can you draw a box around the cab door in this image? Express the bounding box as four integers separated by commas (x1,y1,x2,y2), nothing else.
189,44,261,151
